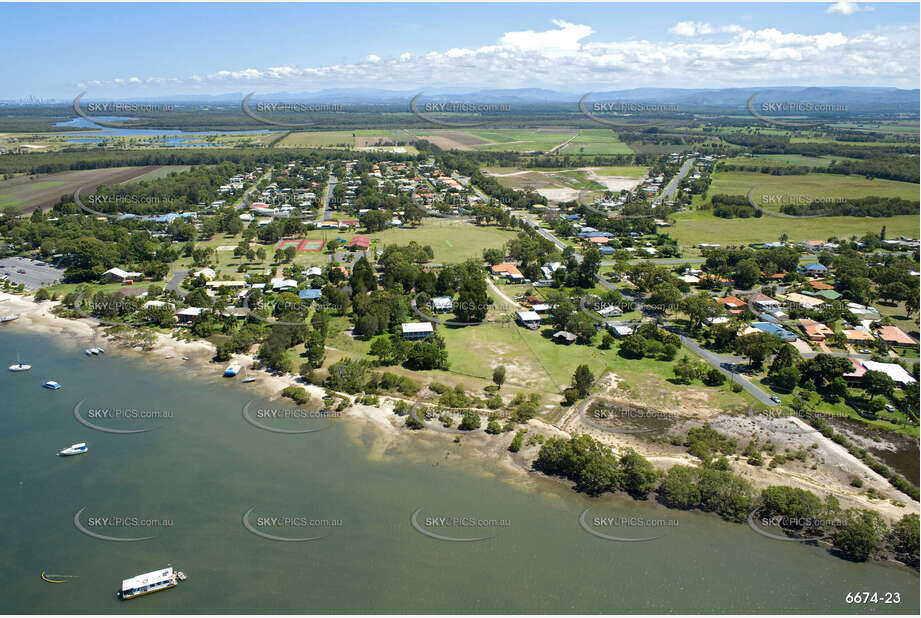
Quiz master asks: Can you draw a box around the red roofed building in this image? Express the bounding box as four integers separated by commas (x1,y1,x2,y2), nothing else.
808,281,835,291
715,295,745,313
491,263,522,277
877,325,917,347
349,236,371,250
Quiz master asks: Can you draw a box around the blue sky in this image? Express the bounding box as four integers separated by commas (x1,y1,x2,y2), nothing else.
1,2,918,98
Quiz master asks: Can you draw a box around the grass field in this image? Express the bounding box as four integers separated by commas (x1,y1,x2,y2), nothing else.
119,165,192,184
594,166,648,178
470,129,575,153
722,154,855,168
703,170,920,203
559,129,633,155
669,210,919,246
0,166,174,214
275,131,361,148
367,221,518,263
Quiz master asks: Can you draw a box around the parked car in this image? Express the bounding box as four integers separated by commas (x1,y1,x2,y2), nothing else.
859,349,872,354
770,396,781,404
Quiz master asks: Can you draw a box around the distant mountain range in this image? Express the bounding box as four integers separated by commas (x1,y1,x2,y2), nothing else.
4,87,918,108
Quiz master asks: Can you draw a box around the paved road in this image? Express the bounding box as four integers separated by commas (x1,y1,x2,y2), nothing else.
320,172,337,222
653,157,695,205
165,270,189,298
234,170,272,211
668,327,780,406
0,257,65,290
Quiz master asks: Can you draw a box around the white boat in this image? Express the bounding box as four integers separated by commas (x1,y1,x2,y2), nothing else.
0,313,20,323
240,367,256,383
8,362,31,372
84,349,94,356
117,567,185,600
58,443,87,456
223,362,242,377
42,381,62,390
95,347,105,354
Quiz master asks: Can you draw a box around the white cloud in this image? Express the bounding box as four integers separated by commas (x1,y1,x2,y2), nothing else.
669,21,744,37
82,19,919,93
827,2,874,16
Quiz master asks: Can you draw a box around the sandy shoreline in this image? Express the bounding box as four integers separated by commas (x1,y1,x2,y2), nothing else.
3,290,918,524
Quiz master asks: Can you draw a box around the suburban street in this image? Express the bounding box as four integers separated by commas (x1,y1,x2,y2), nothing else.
319,172,337,222
653,157,695,205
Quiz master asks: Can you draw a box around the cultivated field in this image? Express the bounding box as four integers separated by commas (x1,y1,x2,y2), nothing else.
0,166,183,214
669,210,920,246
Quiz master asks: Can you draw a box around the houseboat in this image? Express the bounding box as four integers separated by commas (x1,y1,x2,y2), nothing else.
223,363,241,377
117,567,186,600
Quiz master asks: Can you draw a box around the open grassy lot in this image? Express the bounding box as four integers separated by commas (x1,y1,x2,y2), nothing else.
722,154,856,168
669,209,919,246
594,165,648,178
119,165,192,184
470,129,576,153
559,128,633,155
367,220,518,263
704,170,920,202
275,131,362,148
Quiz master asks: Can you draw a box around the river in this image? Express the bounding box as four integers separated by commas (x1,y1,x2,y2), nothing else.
0,329,917,614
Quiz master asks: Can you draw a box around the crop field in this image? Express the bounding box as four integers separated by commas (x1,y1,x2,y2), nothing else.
559,128,633,155
0,166,177,214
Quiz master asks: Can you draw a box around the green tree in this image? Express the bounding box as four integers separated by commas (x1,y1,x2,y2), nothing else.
492,365,506,389
571,364,594,397
833,509,887,562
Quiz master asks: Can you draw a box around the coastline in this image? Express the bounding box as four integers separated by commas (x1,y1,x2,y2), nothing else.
2,290,918,528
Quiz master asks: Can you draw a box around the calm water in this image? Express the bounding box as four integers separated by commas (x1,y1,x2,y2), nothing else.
55,117,272,138
0,328,917,614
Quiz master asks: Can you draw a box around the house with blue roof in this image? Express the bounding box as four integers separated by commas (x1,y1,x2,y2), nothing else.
800,262,829,276
750,321,797,341
299,289,322,301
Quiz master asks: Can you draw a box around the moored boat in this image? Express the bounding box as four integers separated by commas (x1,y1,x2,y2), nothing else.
0,313,20,323
223,362,241,377
58,443,87,456
8,362,31,372
42,381,62,390
117,567,185,600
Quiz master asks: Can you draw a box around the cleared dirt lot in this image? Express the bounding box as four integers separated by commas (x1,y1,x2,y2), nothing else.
0,166,169,214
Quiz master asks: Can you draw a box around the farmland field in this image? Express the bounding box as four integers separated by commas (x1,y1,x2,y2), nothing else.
669,210,920,246
704,170,920,202
559,128,633,155
275,131,363,148
721,154,856,167
0,166,180,214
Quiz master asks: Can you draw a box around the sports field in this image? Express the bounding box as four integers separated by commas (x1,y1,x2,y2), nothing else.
275,238,326,252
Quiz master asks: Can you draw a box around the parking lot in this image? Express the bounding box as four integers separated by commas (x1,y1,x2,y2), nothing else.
0,256,66,289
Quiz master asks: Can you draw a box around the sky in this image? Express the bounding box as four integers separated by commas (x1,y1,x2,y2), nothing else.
1,2,918,99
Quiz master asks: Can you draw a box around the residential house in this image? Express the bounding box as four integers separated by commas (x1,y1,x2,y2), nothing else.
103,267,142,283
799,319,834,342
877,325,918,348
431,297,453,313
749,322,797,341
552,331,577,345
401,322,434,340
516,311,541,329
